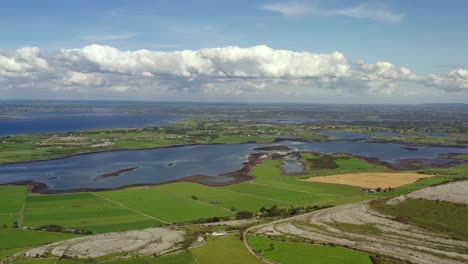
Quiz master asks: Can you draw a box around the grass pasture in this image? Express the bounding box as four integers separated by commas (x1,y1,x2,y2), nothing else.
54,251,196,264
371,198,468,241
98,188,234,224
0,214,19,229
22,193,163,233
156,182,285,212
103,251,196,264
2,150,464,264
10,258,57,264
4,152,451,236
0,185,28,227
222,159,372,208
300,153,389,176
248,235,372,264
249,159,366,195
0,228,81,250
191,235,262,264
0,247,32,261
223,182,335,205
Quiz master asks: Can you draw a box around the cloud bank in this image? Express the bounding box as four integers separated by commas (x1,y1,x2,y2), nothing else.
0,45,467,100
59,45,350,79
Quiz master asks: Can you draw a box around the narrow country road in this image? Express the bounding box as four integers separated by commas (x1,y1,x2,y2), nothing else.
241,209,324,264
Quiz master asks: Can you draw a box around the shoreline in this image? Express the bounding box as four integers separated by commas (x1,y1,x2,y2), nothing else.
0,137,306,166
2,149,465,195
1,136,466,166
365,138,468,148
353,153,466,170
2,153,265,194
0,142,232,166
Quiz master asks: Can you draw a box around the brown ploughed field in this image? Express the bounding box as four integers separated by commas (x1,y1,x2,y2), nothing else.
301,172,432,188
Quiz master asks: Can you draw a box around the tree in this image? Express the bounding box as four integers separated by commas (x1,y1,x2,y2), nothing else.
265,205,282,217
235,211,253,219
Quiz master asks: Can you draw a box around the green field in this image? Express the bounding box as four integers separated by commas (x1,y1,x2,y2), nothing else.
220,158,373,209
0,185,28,227
11,259,57,264
0,229,81,250
2,154,389,234
22,193,163,233
248,235,372,264
251,158,379,194
300,153,389,176
5,152,454,236
2,146,466,263
0,248,31,261
15,156,378,234
0,228,83,261
98,188,234,224
156,182,286,211
370,198,468,241
98,252,196,264
223,182,336,205
191,235,262,264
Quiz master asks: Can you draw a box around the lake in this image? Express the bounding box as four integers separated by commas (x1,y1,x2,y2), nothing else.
0,114,184,136
0,140,466,191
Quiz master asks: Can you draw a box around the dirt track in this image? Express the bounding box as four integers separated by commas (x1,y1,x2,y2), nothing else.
255,201,468,264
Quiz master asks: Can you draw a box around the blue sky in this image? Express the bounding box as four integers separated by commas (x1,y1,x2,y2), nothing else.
1,0,467,103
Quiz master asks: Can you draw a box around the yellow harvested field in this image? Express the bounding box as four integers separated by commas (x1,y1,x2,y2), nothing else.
301,172,433,188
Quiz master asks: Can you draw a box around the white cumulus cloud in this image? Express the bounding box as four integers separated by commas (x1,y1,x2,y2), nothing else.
1,45,468,99
58,44,351,79
109,85,129,93
424,68,468,91
358,61,416,81
63,71,104,86
0,47,48,78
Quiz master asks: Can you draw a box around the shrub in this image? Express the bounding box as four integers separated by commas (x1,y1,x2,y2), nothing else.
236,211,253,219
